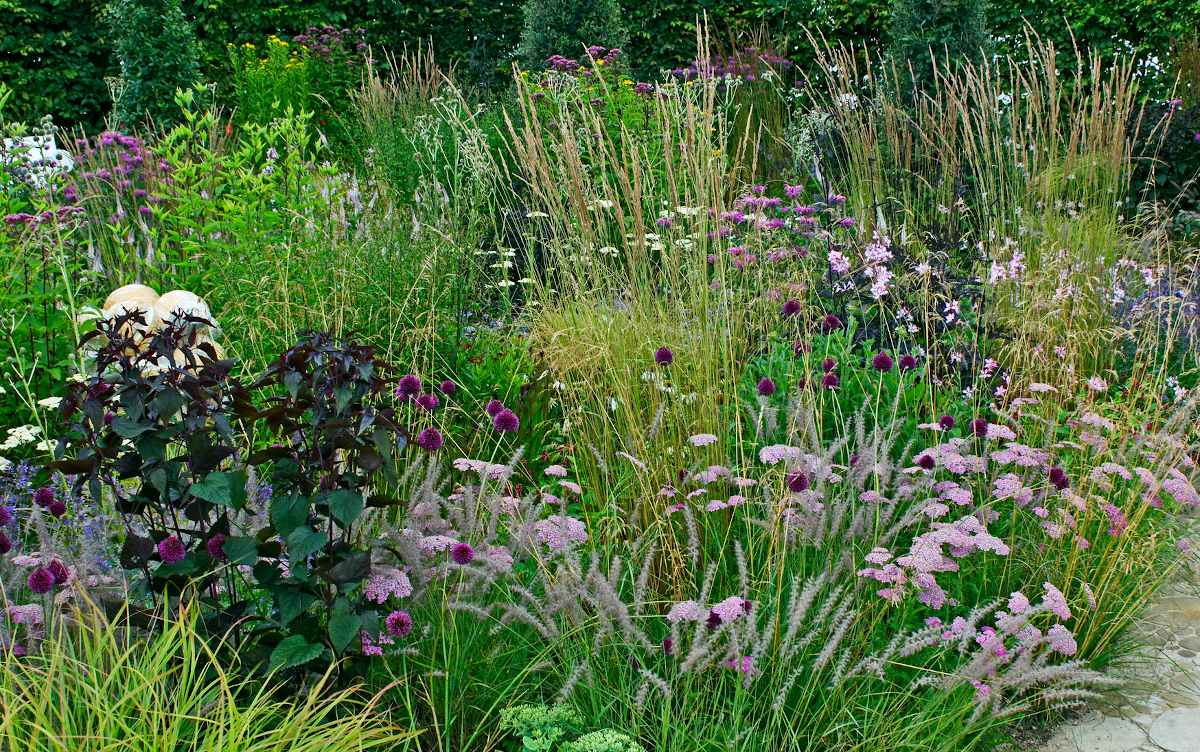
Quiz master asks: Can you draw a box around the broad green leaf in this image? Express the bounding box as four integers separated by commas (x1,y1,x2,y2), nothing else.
328,598,361,653
326,489,363,527
190,470,248,508
269,634,324,671
270,493,309,535
286,527,326,561
222,536,258,566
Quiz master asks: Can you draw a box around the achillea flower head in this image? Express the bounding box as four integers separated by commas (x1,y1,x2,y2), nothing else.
757,377,776,396
417,427,444,451
872,352,894,372
385,610,413,637
485,398,505,417
33,487,55,508
415,393,439,411
1041,582,1072,620
492,409,519,433
781,299,801,317
451,542,475,565
654,346,674,366
28,567,54,594
206,533,227,560
1047,624,1077,655
689,433,718,447
157,535,186,564
47,559,69,584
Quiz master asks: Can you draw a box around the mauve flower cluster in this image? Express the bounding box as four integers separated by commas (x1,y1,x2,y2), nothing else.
292,26,368,61
670,46,794,84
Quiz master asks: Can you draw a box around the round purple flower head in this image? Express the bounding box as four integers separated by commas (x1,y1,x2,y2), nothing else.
417,427,444,452
33,487,55,508
781,299,802,318
757,377,776,396
654,346,674,366
916,454,936,470
48,559,70,584
485,398,505,417
970,418,989,437
437,379,456,396
786,471,809,493
821,372,840,390
0,504,12,526
822,357,836,372
0,531,11,555
451,542,474,565
157,535,187,564
899,354,918,371
206,533,227,560
871,352,893,372
493,409,519,434
386,609,413,638
1048,466,1070,490
415,393,439,411
821,314,843,333
28,567,54,594
939,415,956,431
792,339,810,356
396,374,422,400
662,636,674,655
48,500,67,518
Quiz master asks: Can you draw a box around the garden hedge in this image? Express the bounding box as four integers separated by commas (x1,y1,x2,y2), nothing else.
2,0,1197,128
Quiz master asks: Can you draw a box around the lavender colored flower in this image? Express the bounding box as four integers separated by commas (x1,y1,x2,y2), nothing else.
654,346,674,366
871,352,893,372
417,427,444,451
415,393,440,411
756,377,776,396
781,299,801,317
437,379,456,396
493,409,519,433
451,542,475,564
28,567,54,594
206,533,227,560
485,398,505,417
33,487,55,508
157,535,186,564
385,609,413,637
47,559,70,584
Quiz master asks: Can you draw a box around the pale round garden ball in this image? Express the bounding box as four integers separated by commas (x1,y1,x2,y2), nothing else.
103,295,159,339
103,283,158,312
154,290,213,336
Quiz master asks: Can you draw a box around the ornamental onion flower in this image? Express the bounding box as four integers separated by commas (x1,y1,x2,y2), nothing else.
493,409,519,433
654,346,674,366
871,352,893,372
396,374,422,400
757,377,776,396
33,487,54,508
899,354,918,371
48,559,70,584
28,567,54,594
451,542,475,564
485,398,505,417
157,535,186,564
206,533,227,560
437,379,456,395
781,299,801,317
821,314,843,332
417,427,444,451
386,609,413,637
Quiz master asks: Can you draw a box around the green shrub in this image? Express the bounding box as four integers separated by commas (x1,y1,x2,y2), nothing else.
886,0,990,96
108,0,201,128
517,0,628,70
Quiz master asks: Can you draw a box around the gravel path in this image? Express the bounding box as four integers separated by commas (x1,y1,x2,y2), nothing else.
1039,554,1200,752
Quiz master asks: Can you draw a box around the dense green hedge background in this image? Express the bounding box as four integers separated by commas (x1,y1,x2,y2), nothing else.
2,0,1198,128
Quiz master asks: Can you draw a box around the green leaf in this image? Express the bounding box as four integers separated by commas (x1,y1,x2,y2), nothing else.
328,598,361,653
275,587,316,626
286,527,326,561
222,536,259,566
111,416,153,438
270,493,309,535
326,489,363,527
190,470,247,508
269,634,324,671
